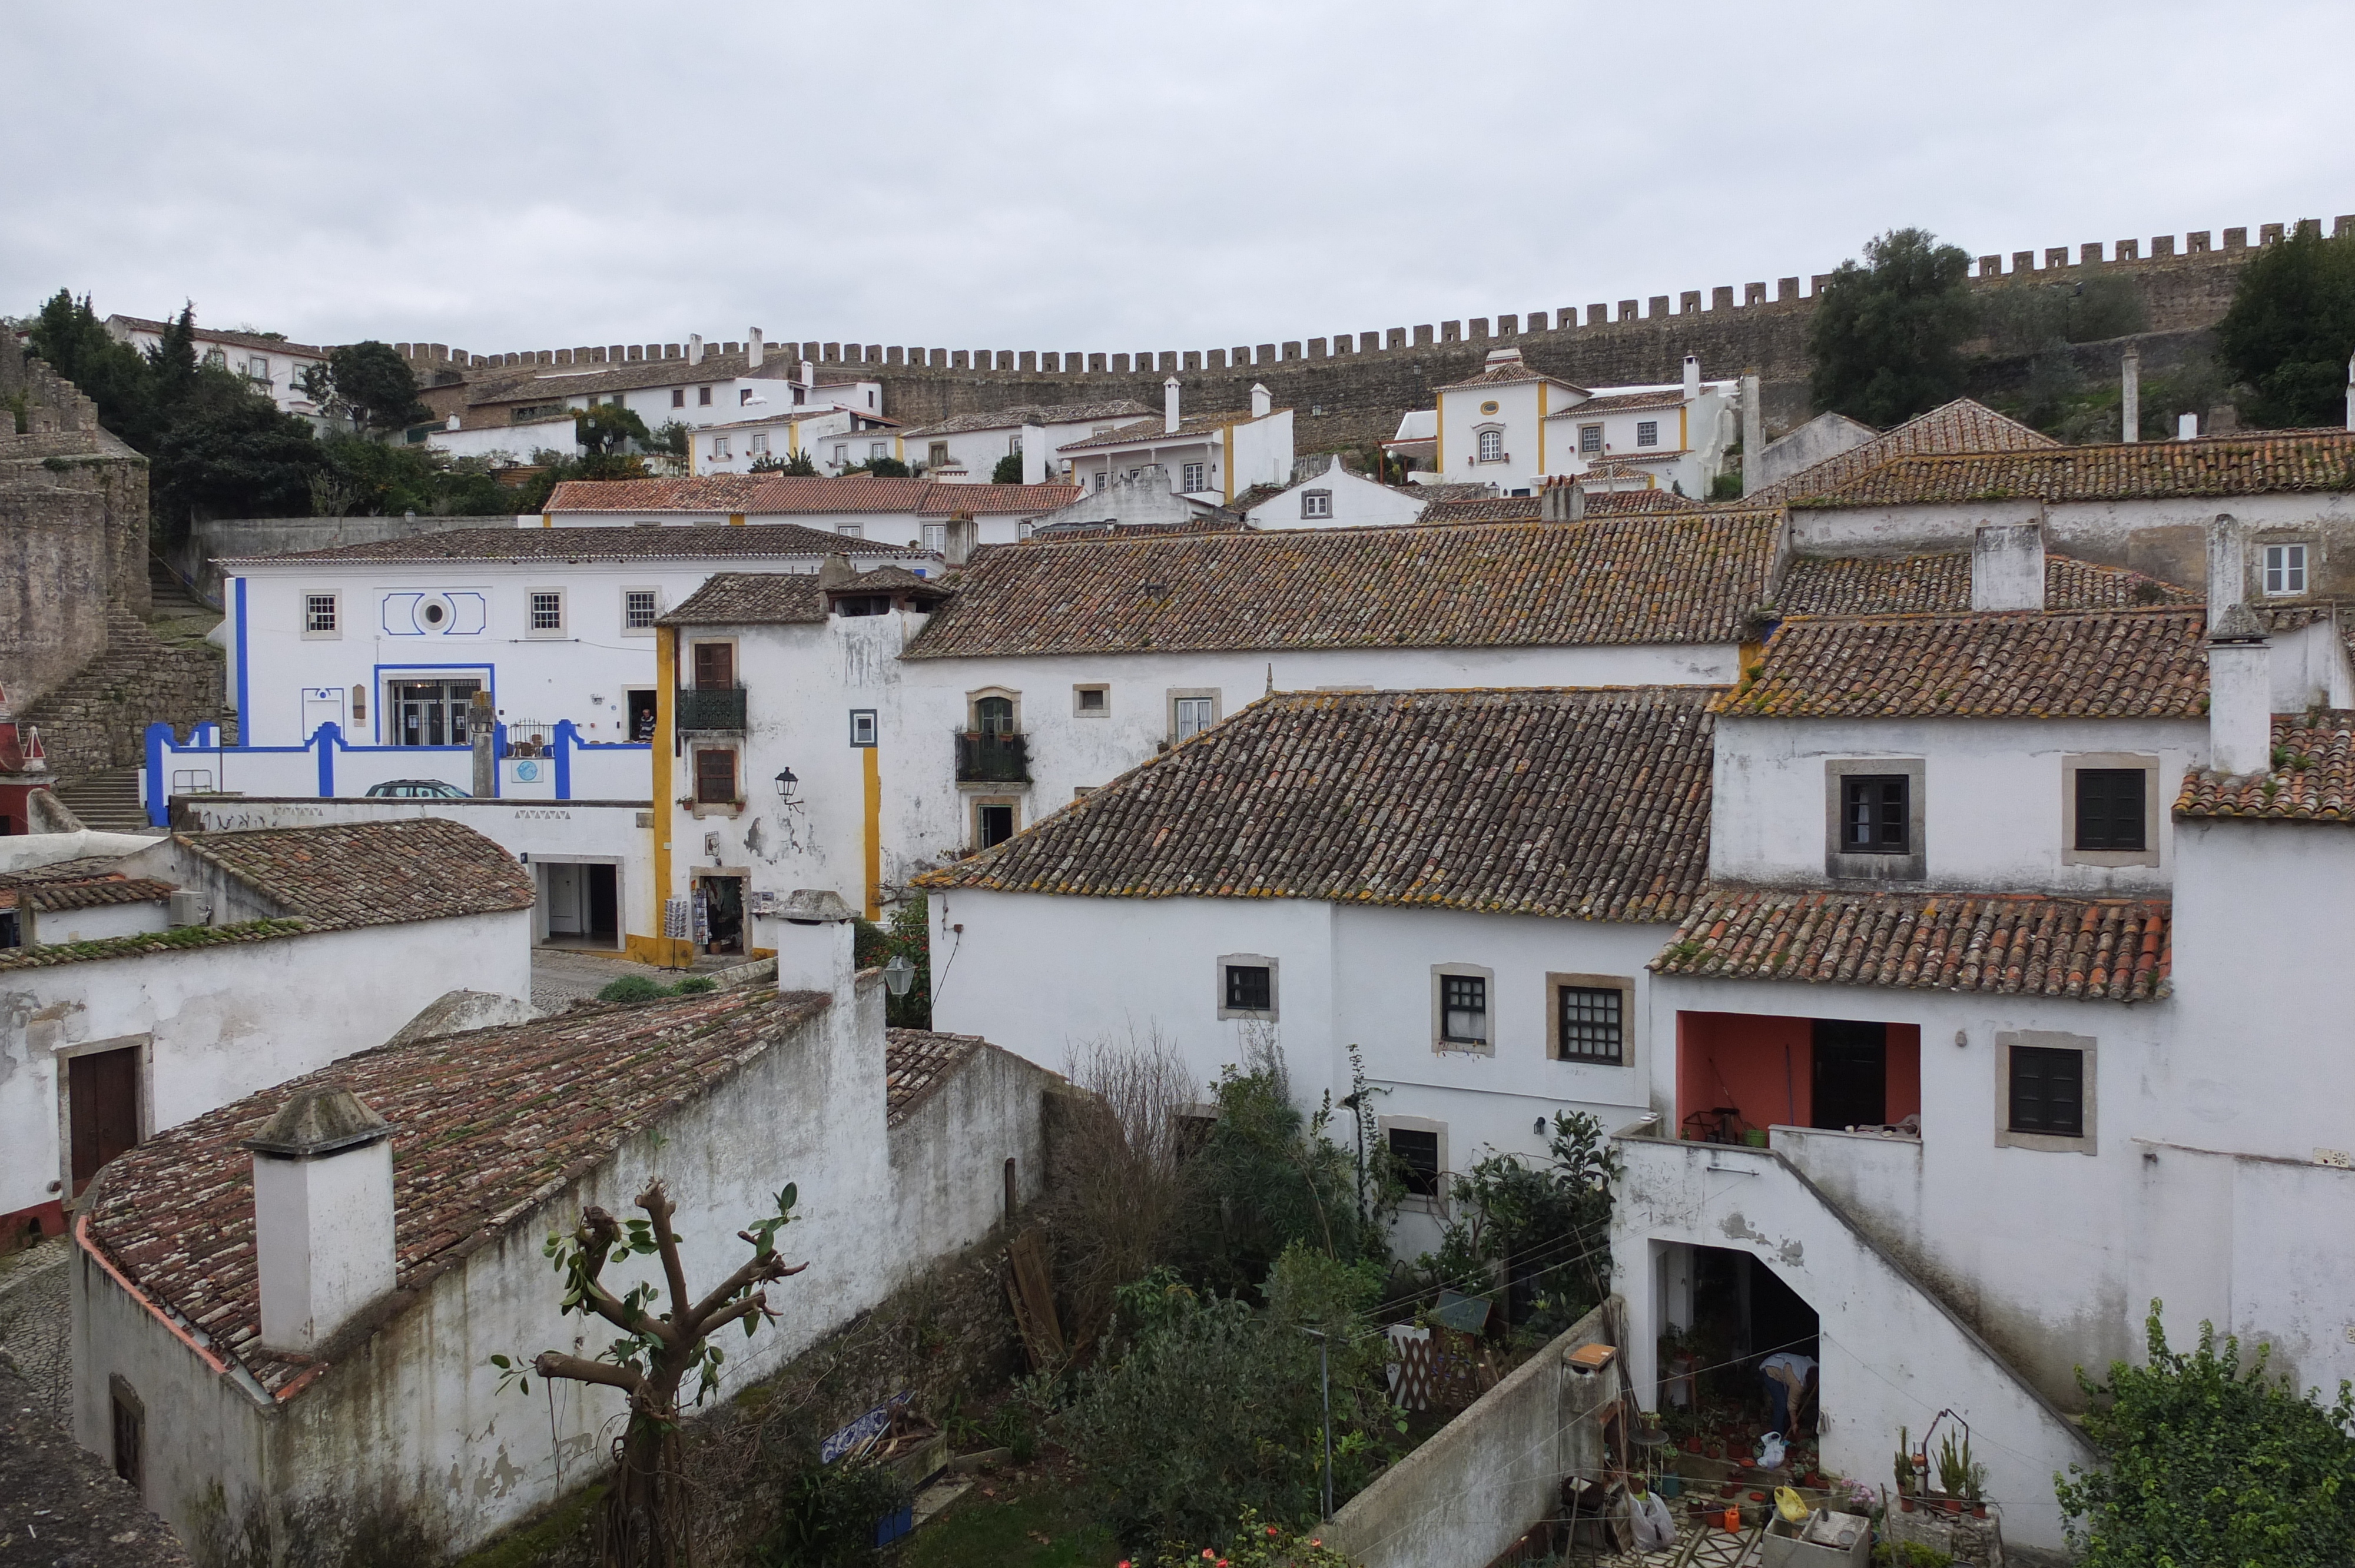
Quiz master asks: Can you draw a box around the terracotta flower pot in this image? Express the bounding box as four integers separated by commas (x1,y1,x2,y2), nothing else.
1899,1497,1916,1513
1972,1502,1989,1519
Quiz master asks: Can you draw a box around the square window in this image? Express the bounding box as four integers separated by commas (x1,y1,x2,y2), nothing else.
1074,685,1108,715
739,388,754,405
623,589,659,630
836,523,864,538
694,747,737,805
1173,694,1217,740
1841,775,1909,853
698,387,713,406
529,591,564,633
671,389,685,408
1301,490,1332,518
870,441,888,460
848,709,878,747
304,593,337,634
712,437,731,460
2264,542,2308,596
1557,984,1623,1063
1441,974,1487,1044
1225,964,1271,1012
748,433,767,454
1636,420,1659,447
2075,768,2146,851
1388,1127,1441,1198
923,523,947,552
2009,1045,2084,1137
1579,424,1603,454
930,441,951,467
1182,461,1206,492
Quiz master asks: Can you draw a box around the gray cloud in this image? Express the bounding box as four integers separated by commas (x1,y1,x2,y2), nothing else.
7,0,2353,357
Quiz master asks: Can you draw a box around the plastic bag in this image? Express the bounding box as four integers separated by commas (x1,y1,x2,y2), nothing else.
1631,1489,1679,1553
1774,1486,1810,1524
1756,1430,1787,1469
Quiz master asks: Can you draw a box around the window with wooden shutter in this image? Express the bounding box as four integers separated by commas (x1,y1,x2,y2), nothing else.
2075,768,2145,851
694,748,737,805
693,642,734,689
2009,1045,2084,1137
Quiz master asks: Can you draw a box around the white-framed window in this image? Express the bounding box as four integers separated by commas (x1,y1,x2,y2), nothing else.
1017,520,1036,540
712,436,732,460
1093,471,1108,491
203,347,227,367
832,443,849,464
247,357,270,381
1636,420,1660,447
922,523,947,552
303,592,339,637
870,441,888,460
1579,424,1603,454
528,590,565,636
1301,489,1331,519
849,709,878,747
1477,428,1504,461
2264,542,2309,596
1169,689,1220,741
748,433,768,455
1182,461,1206,491
836,523,864,539
930,441,951,467
622,587,659,634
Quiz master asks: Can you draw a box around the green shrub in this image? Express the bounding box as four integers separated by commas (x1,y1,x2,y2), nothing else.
2057,1303,2355,1567
1173,1065,1382,1298
753,1453,910,1567
672,975,718,994
596,975,671,1004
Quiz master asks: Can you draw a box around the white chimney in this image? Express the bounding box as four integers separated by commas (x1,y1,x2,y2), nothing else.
1250,383,1271,419
748,328,764,369
243,1088,396,1354
1970,522,2046,610
2121,347,2140,443
944,514,979,568
1164,376,1182,434
1739,371,1763,497
800,358,815,391
1020,424,1047,485
772,889,860,999
688,333,704,367
1540,476,1586,523
2178,411,2200,440
2205,512,2271,776
1682,354,1700,402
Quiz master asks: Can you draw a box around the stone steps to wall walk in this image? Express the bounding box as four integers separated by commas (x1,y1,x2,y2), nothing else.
147,556,211,619
49,768,153,834
21,606,231,782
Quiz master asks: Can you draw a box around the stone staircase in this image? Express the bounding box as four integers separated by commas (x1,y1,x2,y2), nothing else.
49,768,154,833
20,606,230,782
147,556,214,619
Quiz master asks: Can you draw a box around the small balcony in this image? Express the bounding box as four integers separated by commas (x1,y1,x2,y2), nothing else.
676,686,747,733
955,730,1030,784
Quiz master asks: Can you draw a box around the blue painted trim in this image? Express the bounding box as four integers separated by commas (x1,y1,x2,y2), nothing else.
369,662,496,748
553,720,576,799
314,721,339,796
491,723,506,799
233,578,250,737
144,722,171,826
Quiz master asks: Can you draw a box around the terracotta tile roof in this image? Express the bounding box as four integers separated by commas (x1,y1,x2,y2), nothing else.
1800,431,2355,508
23,876,177,912
1435,359,1585,393
907,511,1782,659
2177,711,2355,820
884,1029,986,1124
225,524,912,564
1025,515,1252,541
899,400,1150,438
0,919,310,972
1746,398,2058,504
917,483,1085,516
918,687,1716,923
1653,888,2170,1002
1412,490,1704,525
1552,389,1691,417
657,573,826,627
82,988,832,1397
1403,482,1499,503
1717,608,2210,720
1774,553,2199,616
1057,410,1280,452
177,820,535,929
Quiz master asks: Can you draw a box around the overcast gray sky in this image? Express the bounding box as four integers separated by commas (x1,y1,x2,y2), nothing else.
8,1,2352,359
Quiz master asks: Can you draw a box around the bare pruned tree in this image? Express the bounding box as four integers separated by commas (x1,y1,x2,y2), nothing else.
493,1180,804,1568
1047,1022,1200,1348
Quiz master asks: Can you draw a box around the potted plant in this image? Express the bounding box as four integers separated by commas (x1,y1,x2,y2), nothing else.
1893,1429,1917,1510
1935,1433,1973,1516
1964,1459,1989,1519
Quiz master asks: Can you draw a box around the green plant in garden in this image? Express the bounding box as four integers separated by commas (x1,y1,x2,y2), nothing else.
852,893,931,1026
1172,1064,1382,1298
753,1447,910,1568
2055,1302,2355,1567
1422,1111,1620,1332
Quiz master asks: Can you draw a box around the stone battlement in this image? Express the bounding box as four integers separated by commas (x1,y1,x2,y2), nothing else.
389,216,2339,381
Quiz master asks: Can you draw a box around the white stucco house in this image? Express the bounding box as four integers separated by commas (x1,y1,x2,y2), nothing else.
1056,380,1293,504
74,905,1058,1557
433,333,877,447
536,475,1083,549
104,315,329,417
638,509,1780,958
1,818,533,1247
898,399,1152,486
689,406,905,476
1412,346,1738,499
1241,453,1435,530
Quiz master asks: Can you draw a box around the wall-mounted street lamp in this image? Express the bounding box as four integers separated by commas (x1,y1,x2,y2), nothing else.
882,952,916,997
774,766,800,806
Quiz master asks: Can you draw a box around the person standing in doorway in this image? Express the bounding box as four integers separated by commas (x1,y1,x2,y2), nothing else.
1759,1350,1817,1437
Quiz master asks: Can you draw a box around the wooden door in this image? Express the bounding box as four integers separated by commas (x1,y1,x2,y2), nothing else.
70,1046,140,1195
